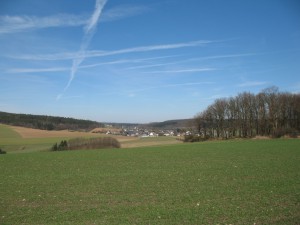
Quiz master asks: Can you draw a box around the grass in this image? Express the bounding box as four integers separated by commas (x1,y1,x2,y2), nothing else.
0,124,71,153
0,124,180,153
0,124,21,139
0,139,299,224
122,136,181,148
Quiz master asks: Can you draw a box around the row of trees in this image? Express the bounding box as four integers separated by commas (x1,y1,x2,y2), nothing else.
194,87,300,139
51,137,120,151
0,111,103,131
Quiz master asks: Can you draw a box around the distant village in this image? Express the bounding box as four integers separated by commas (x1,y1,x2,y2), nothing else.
92,124,192,138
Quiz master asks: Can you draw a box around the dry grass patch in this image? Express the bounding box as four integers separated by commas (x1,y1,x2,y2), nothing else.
11,126,102,139
122,136,181,148
10,125,138,147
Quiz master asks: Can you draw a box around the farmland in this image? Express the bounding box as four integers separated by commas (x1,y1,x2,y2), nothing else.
0,130,299,224
0,124,180,153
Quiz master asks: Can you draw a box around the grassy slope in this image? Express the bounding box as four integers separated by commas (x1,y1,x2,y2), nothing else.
0,124,21,139
0,139,299,224
0,124,69,153
0,124,180,153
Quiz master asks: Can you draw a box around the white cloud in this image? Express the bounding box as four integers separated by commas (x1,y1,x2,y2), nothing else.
124,62,178,70
57,95,84,100
6,67,69,73
60,0,107,98
237,81,267,87
143,68,216,74
8,40,213,61
101,5,148,22
0,4,149,35
204,94,229,100
129,82,214,93
0,14,87,34
4,55,181,74
85,0,107,33
189,53,259,61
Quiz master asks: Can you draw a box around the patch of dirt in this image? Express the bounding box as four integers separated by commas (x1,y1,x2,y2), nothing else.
252,136,271,140
11,126,102,139
10,125,138,143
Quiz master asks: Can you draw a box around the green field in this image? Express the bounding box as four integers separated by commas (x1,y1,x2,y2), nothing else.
0,139,299,224
0,124,21,139
0,124,180,153
0,124,69,153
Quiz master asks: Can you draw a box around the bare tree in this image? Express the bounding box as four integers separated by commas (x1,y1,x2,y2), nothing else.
193,87,299,139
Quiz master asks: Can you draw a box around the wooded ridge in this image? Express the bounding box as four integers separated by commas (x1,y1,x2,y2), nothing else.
193,87,300,139
0,111,103,131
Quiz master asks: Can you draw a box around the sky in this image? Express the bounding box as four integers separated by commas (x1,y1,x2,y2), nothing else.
0,0,300,123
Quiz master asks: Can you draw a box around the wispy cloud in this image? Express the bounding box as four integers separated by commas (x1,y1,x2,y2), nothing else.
57,95,84,100
57,0,107,100
143,68,216,74
0,14,87,34
0,4,148,35
124,62,178,70
73,40,213,58
123,53,258,71
128,82,214,94
9,40,213,61
101,4,149,22
189,53,259,61
237,81,267,87
291,82,300,94
80,55,180,69
6,67,69,73
203,94,229,100
4,55,181,74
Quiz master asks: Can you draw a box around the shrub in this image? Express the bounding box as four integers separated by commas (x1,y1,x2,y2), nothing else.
50,137,120,151
68,137,120,150
286,128,298,138
0,148,7,154
183,135,207,143
51,140,68,151
272,129,284,138
272,128,299,139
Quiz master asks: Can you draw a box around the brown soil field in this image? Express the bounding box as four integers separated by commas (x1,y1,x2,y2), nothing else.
10,125,138,144
11,126,100,138
121,139,181,148
90,127,122,134
7,125,180,149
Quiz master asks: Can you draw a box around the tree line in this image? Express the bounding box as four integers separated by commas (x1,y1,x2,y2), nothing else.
51,137,120,151
194,87,300,139
0,111,103,131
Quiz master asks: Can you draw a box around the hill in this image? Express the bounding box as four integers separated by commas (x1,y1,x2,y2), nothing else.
142,119,193,130
0,111,193,132
0,111,103,131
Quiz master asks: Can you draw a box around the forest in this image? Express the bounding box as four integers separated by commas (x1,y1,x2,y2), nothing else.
0,111,103,131
194,87,300,139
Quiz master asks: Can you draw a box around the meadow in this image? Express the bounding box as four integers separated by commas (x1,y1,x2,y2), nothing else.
0,132,299,224
0,124,179,153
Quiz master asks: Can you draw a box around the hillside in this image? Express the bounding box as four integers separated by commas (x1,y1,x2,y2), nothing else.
142,119,193,130
0,111,103,131
0,111,193,132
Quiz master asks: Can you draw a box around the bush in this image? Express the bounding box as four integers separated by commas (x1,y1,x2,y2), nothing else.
68,137,120,150
272,128,299,139
50,137,120,151
183,135,207,143
286,128,298,138
0,148,7,154
51,140,68,151
272,129,284,138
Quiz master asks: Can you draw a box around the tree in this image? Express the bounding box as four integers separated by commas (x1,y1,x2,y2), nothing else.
193,87,299,140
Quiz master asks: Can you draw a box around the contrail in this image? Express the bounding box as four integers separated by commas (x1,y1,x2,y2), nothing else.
57,0,107,100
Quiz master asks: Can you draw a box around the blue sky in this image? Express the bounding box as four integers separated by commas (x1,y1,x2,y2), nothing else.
0,0,300,123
